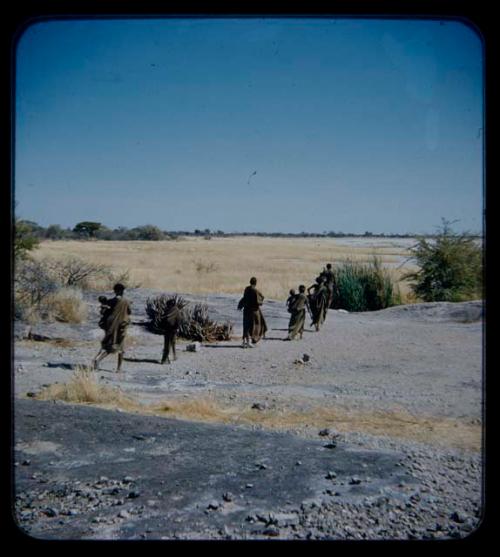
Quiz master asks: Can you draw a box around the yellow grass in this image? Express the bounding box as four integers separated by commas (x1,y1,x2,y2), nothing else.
35,374,480,451
34,237,417,301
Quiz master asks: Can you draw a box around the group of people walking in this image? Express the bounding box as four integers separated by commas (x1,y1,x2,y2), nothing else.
92,263,335,371
236,263,335,347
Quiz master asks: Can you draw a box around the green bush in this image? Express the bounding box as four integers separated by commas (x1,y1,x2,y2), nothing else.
14,219,40,260
331,257,400,312
403,220,483,302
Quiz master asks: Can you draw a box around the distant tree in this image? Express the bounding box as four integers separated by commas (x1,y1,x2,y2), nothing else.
403,219,483,302
73,221,102,239
14,219,40,259
95,225,114,240
128,225,165,241
45,224,66,240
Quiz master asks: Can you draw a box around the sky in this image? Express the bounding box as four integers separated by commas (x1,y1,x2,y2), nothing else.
14,17,484,235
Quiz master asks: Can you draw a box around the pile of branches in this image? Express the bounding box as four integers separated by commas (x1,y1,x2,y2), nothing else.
145,294,233,342
145,294,188,335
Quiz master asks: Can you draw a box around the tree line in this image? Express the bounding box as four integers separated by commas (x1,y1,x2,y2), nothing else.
16,219,477,243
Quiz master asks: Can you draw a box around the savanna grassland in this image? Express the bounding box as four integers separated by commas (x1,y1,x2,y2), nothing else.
32,236,418,301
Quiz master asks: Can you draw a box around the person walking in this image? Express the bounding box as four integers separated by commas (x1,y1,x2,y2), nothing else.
92,283,132,372
307,276,329,331
285,285,311,340
237,277,267,347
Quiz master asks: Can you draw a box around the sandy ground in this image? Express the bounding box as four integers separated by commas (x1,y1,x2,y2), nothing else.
12,291,485,540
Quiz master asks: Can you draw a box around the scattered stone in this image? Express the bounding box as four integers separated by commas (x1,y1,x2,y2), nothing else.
127,490,141,499
318,429,331,437
450,511,467,524
302,354,310,363
22,460,31,466
274,513,300,527
324,441,338,449
222,492,234,502
186,342,201,352
251,403,266,411
262,526,280,537
207,500,220,510
118,510,130,519
349,477,362,485
326,471,337,480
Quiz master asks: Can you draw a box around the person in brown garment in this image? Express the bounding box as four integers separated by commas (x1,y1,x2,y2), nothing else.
237,277,267,347
321,263,336,308
307,275,329,331
159,298,182,364
92,283,131,372
285,284,311,340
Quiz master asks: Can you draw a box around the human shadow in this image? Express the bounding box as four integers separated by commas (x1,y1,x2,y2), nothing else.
202,344,248,349
46,362,78,370
123,357,161,364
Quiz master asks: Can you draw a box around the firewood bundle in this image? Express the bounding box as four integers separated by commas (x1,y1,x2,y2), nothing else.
145,294,188,335
145,294,233,342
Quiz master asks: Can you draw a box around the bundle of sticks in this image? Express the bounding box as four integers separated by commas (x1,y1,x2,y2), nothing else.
145,294,233,342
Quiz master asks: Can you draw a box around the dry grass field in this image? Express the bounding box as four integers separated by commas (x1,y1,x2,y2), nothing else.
33,236,418,301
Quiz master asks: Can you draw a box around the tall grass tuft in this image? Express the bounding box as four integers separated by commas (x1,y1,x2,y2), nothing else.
37,366,138,408
46,287,88,323
331,256,400,312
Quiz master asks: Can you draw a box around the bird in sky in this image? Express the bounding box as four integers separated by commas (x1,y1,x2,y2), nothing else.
247,170,257,185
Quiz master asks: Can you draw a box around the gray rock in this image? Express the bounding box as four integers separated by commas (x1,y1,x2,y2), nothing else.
186,342,201,352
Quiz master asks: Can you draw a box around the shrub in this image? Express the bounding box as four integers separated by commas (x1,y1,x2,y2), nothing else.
330,256,400,312
14,258,59,320
14,219,40,260
45,256,108,288
403,220,483,302
45,287,88,323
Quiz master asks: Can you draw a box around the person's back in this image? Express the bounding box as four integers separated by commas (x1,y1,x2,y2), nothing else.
242,284,260,310
292,291,308,311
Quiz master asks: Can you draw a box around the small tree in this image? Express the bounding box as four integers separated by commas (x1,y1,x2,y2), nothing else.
73,221,102,239
404,219,483,302
14,219,40,259
129,225,165,241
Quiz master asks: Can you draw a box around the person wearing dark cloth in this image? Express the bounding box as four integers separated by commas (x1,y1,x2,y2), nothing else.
237,277,267,347
285,285,311,340
92,283,132,372
286,289,297,313
321,263,336,308
307,276,329,331
97,295,111,330
160,299,182,364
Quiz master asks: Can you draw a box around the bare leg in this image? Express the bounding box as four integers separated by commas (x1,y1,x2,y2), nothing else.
116,352,124,373
92,350,108,370
161,334,171,364
172,338,177,361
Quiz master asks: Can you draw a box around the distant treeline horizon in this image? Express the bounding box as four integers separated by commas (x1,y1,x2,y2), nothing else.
15,219,483,241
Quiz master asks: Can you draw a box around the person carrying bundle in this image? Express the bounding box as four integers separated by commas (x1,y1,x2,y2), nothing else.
307,276,329,331
285,285,311,340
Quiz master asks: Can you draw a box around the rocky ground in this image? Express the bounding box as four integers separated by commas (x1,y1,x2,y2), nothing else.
12,289,485,541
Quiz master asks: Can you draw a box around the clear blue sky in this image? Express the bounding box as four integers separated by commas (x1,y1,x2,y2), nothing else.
14,17,484,235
